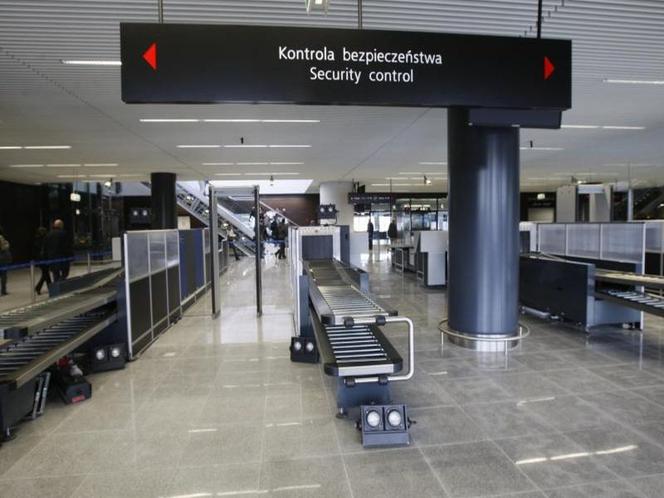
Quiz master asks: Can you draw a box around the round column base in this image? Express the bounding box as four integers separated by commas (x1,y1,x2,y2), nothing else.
438,320,530,352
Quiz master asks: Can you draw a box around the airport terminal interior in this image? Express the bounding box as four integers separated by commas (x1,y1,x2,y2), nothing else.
2,1,664,497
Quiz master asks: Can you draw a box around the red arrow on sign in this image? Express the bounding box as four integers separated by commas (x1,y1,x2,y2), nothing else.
544,56,555,80
143,42,157,71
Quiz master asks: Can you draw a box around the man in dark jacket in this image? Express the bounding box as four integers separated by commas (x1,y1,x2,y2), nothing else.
0,226,11,296
45,219,73,282
367,218,374,251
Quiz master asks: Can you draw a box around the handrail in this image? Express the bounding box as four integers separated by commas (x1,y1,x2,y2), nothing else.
259,200,300,227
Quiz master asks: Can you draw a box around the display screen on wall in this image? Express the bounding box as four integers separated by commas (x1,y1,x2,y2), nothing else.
121,23,571,110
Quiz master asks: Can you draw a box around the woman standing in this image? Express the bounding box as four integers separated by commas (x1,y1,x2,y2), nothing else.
33,226,51,295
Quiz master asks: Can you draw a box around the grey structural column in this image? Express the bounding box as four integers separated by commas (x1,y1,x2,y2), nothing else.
151,172,177,229
446,107,520,348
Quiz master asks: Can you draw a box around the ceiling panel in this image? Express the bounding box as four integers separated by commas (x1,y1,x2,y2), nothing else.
0,0,662,192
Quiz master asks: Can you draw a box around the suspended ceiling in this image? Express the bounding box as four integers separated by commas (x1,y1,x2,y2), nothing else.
0,0,663,192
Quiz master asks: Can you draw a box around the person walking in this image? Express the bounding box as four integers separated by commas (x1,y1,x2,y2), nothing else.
227,226,240,261
276,219,288,260
367,218,374,251
0,226,12,296
45,219,73,282
387,218,398,243
33,226,51,295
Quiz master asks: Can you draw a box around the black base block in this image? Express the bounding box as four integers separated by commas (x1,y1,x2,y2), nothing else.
360,404,410,448
290,336,319,363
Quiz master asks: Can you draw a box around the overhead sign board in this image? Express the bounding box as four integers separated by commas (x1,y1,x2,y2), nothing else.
121,23,571,110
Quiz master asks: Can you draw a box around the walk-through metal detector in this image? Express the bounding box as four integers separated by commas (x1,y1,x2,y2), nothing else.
208,186,262,318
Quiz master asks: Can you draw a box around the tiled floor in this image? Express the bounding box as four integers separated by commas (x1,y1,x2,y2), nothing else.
3,250,664,497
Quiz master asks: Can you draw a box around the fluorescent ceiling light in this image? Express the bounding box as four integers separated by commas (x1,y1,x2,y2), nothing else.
224,144,267,148
57,174,86,178
561,124,645,130
204,119,260,123
177,145,221,148
140,118,200,123
61,59,121,66
268,144,311,148
143,118,319,123
561,124,600,129
604,79,664,85
84,163,118,167
371,183,390,186
520,147,564,151
261,119,320,123
245,172,299,176
9,164,43,168
88,174,117,178
46,163,81,168
24,145,71,149
0,146,22,150
269,162,304,165
419,161,447,165
601,125,645,130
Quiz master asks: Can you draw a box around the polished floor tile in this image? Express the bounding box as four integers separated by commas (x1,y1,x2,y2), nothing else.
4,255,664,497
421,441,536,497
495,433,615,490
344,448,446,497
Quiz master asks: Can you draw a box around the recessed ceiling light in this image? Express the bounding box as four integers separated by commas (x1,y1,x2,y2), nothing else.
604,79,664,85
202,162,234,166
520,147,564,151
419,161,447,165
177,145,221,148
140,118,200,123
9,164,43,168
46,163,81,168
24,145,71,149
0,146,22,150
61,59,122,66
84,163,118,167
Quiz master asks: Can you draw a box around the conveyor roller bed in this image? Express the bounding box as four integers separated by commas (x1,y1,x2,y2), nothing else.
595,289,664,318
0,271,123,440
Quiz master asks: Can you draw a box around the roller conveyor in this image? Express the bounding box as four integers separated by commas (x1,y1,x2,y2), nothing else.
0,287,117,338
0,311,117,389
303,260,410,381
595,289,664,318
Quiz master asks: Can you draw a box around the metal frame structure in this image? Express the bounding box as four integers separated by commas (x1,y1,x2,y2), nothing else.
209,185,262,317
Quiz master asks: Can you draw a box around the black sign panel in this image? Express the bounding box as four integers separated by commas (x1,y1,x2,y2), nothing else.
121,23,571,110
348,193,392,204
